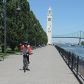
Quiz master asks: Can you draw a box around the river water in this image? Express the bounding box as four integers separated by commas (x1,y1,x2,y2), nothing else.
57,44,84,58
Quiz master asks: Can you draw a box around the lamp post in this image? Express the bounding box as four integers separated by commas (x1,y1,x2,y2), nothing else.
33,24,37,47
16,5,21,11
3,0,7,53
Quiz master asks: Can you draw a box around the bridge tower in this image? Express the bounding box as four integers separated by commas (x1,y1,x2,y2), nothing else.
46,7,52,44
79,38,81,45
78,31,82,45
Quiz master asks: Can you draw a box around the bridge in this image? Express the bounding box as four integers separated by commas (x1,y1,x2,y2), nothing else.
52,31,84,45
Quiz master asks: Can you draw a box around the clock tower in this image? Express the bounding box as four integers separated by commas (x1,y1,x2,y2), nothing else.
47,7,52,44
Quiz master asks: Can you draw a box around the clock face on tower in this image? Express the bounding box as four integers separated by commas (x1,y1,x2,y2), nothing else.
48,18,51,21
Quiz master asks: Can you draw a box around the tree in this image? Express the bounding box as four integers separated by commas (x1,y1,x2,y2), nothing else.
81,41,84,45
6,0,30,50
0,0,48,51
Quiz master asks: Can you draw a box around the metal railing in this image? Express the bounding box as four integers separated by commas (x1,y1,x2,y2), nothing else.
55,45,84,84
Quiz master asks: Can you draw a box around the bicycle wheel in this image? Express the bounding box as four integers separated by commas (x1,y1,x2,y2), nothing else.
23,57,28,72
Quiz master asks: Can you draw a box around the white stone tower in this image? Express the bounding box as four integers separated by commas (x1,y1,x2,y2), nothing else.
46,7,52,44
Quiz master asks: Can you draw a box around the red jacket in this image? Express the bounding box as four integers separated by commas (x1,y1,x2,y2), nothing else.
28,46,32,55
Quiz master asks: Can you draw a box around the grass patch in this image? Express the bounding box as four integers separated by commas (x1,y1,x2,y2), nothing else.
0,53,6,61
0,47,20,61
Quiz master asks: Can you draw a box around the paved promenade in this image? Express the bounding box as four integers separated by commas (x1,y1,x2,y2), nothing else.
0,45,80,84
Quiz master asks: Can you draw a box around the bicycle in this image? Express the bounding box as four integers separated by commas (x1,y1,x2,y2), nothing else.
23,54,29,72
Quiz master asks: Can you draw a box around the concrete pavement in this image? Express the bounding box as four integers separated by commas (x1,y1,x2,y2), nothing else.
0,45,80,84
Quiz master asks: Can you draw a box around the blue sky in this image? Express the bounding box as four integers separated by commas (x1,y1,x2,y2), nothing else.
28,0,84,43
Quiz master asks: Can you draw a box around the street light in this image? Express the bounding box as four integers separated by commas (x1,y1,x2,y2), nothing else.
3,0,7,53
16,4,21,11
2,0,21,53
33,24,37,47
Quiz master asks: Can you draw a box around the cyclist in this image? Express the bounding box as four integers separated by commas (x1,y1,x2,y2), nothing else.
22,42,30,70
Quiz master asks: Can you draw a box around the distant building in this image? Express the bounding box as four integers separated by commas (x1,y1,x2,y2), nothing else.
46,7,52,44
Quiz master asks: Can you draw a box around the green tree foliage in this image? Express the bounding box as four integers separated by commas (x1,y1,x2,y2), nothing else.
81,41,84,45
0,0,48,51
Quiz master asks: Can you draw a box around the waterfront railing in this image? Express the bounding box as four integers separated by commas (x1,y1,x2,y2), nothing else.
55,45,84,84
